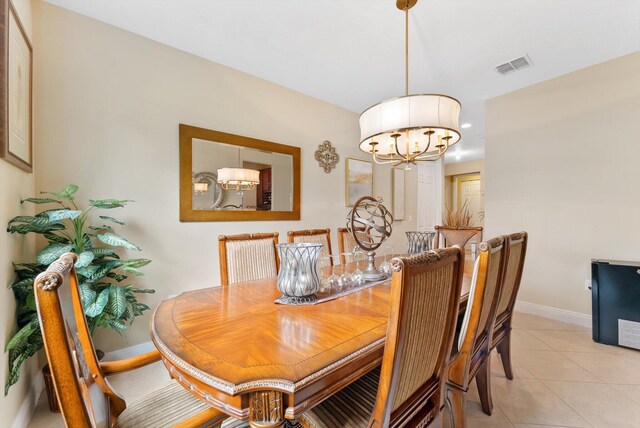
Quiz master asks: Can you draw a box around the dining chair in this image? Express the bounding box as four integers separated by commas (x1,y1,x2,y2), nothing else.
490,231,528,380
299,247,465,427
434,225,483,249
287,228,333,261
33,253,225,428
218,232,279,286
445,237,508,427
337,227,369,264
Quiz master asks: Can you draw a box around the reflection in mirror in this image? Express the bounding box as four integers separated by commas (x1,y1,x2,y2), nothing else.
192,139,294,212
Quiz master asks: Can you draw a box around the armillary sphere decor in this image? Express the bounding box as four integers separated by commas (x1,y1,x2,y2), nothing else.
347,196,393,281
358,0,462,170
314,140,339,173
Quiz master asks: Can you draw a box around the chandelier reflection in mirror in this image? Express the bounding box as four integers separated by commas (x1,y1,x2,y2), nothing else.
217,147,260,191
358,0,462,170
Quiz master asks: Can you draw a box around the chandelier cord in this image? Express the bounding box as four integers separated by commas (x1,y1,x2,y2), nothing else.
405,2,409,96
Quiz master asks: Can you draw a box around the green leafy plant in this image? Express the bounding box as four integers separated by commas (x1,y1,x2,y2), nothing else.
4,184,154,395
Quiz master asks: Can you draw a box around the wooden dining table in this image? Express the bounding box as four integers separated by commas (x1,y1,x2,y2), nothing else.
150,261,473,427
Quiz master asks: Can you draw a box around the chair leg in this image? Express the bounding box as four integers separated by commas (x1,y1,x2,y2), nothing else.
496,330,514,380
475,356,493,416
445,385,466,428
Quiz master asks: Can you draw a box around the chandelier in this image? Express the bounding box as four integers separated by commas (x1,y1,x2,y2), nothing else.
217,167,260,191
358,0,462,169
217,148,260,191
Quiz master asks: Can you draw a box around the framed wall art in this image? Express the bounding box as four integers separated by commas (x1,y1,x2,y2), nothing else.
392,167,405,220
345,158,373,207
0,0,33,173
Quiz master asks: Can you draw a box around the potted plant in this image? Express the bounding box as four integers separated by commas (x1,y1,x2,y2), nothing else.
4,184,154,403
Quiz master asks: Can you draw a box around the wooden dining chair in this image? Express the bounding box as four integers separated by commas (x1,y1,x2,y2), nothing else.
337,227,369,264
218,232,279,286
33,253,225,428
434,225,483,249
445,237,508,427
299,247,465,428
287,228,333,261
491,231,528,380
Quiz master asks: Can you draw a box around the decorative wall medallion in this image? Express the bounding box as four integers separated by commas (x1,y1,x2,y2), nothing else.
314,140,339,173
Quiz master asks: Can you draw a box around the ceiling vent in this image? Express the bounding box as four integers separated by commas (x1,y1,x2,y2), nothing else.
496,55,533,75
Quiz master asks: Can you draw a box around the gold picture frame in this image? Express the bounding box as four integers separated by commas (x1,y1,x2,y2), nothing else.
345,158,373,207
0,0,33,173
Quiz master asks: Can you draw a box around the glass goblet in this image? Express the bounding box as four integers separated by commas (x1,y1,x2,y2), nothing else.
327,255,342,293
352,248,365,287
318,256,333,295
379,245,393,278
339,252,354,291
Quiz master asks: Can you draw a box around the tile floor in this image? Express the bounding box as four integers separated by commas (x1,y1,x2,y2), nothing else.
28,312,640,428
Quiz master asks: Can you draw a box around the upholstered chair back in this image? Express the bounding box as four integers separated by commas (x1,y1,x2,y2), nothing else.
449,237,507,386
288,228,333,260
434,225,483,249
34,253,117,428
369,247,464,426
494,232,528,325
218,233,279,286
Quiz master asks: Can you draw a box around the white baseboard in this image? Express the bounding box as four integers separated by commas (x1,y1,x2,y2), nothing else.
515,300,592,328
103,340,156,361
11,370,44,428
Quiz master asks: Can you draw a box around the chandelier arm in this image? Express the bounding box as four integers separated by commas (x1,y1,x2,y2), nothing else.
372,153,401,165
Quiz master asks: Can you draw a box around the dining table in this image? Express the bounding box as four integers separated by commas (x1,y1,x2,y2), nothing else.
150,258,473,428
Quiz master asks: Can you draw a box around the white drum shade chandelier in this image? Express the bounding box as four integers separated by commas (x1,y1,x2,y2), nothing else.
217,167,260,191
359,0,462,169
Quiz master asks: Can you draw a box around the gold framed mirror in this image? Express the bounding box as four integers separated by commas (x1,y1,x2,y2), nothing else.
180,124,301,222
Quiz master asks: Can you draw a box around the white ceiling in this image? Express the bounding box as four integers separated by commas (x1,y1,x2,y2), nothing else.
45,0,640,163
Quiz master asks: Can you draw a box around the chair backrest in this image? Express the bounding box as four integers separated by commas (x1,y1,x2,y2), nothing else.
434,225,483,249
494,232,528,326
337,227,370,264
218,232,279,286
287,228,333,261
448,236,507,388
369,247,464,427
34,253,124,428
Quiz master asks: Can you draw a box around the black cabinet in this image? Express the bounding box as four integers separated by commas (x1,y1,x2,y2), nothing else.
592,259,640,350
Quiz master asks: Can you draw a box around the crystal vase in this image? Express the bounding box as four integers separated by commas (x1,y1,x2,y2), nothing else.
406,231,435,255
276,243,323,304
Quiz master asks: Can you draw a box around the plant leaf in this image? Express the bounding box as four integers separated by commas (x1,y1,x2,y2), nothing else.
46,209,82,222
36,244,74,265
91,248,119,259
5,318,38,352
79,283,96,309
76,251,95,268
25,291,36,311
63,184,79,197
20,197,61,205
99,216,127,225
88,225,112,231
7,216,52,227
89,199,133,209
108,286,127,319
97,233,141,251
128,287,155,294
123,258,151,268
122,267,143,276
7,223,66,235
84,289,109,317
43,232,70,244
107,272,127,282
76,264,99,279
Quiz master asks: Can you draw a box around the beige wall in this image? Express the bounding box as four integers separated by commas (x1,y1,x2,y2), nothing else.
1,0,39,423
32,2,417,352
485,51,640,315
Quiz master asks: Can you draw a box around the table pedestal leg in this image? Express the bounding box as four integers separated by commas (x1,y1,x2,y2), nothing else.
249,390,284,428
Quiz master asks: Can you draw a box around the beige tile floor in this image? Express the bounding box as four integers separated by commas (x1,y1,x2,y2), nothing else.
28,312,640,428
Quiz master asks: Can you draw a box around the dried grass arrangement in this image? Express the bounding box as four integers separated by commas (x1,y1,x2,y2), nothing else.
443,200,474,228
